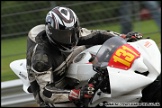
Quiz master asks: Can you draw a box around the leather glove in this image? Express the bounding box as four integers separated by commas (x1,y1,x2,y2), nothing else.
68,83,95,101
120,31,143,41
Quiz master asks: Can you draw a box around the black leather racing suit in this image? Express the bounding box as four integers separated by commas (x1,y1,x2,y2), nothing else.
26,24,121,107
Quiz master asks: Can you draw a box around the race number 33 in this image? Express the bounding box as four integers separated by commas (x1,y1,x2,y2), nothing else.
108,44,140,70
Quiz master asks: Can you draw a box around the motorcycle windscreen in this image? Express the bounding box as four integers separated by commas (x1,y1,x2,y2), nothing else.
94,36,140,70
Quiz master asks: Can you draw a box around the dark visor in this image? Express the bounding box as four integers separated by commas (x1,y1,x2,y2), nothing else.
50,28,76,45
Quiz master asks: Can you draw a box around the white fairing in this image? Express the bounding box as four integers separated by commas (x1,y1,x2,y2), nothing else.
66,39,161,106
128,39,161,79
66,46,101,81
9,59,30,94
10,38,161,106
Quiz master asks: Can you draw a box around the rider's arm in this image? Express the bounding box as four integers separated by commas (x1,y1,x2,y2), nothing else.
77,28,142,45
28,51,71,107
77,28,122,45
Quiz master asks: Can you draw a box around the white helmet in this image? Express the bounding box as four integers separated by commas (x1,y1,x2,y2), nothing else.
45,6,80,52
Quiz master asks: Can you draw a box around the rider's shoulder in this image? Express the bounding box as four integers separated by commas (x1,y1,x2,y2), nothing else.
28,24,45,42
79,27,92,37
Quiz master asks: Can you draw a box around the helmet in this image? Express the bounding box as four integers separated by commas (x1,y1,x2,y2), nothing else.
45,6,80,52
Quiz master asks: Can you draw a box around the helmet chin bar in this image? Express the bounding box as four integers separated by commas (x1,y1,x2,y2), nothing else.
59,38,79,53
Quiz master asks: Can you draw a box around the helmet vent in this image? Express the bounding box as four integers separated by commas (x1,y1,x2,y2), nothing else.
61,9,67,15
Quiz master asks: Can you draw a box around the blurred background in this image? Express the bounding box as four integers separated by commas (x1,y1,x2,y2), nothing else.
1,1,161,107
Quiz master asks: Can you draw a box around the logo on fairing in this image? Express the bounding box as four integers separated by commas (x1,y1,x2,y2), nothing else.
19,72,27,79
144,41,152,48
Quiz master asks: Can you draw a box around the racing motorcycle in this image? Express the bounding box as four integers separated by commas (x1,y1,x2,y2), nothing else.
10,36,161,107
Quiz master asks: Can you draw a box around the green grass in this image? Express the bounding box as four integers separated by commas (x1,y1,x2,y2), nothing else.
1,36,27,56
88,20,161,46
1,19,161,82
1,37,27,81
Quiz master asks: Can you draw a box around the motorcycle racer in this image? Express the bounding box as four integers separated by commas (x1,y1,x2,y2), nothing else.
26,6,142,107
